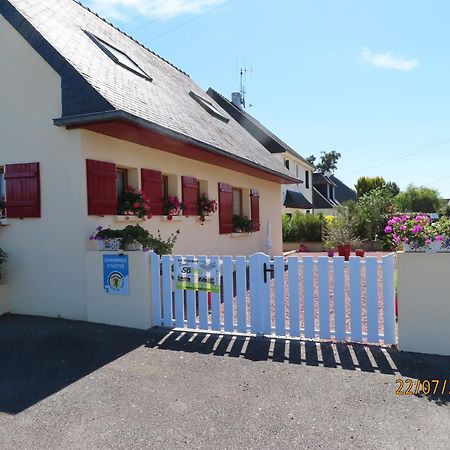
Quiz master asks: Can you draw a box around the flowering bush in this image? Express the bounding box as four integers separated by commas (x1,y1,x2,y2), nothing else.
118,187,152,219
163,196,185,220
197,193,217,224
90,225,180,254
384,214,440,249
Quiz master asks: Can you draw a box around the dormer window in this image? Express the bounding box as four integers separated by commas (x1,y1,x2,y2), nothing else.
189,91,229,123
85,31,152,82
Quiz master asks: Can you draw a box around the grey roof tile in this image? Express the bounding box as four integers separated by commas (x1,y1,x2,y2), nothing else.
3,0,293,180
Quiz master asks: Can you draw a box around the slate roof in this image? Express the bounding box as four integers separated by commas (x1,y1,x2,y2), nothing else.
329,175,357,203
207,89,313,167
312,172,337,187
1,0,294,182
284,190,313,209
312,188,338,209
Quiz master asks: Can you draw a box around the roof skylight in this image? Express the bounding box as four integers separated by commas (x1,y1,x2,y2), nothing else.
189,91,229,123
86,31,152,82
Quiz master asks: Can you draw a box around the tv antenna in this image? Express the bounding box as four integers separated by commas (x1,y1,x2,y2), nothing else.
235,62,253,108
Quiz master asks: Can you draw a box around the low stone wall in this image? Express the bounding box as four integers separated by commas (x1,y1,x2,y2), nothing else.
283,242,324,252
283,241,384,253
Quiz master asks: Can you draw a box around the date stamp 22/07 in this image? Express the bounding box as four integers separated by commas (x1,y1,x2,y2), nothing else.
396,379,450,396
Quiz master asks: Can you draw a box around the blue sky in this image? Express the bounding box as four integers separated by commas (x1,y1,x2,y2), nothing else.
83,0,450,196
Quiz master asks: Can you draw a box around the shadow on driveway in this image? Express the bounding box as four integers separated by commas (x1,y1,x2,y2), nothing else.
0,315,148,415
145,327,450,406
1,315,449,416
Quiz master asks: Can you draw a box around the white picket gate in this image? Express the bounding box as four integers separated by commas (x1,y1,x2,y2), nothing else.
150,252,396,345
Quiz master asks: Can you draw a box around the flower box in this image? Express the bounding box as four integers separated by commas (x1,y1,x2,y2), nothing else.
114,215,146,223
161,215,184,222
97,238,122,251
231,232,251,238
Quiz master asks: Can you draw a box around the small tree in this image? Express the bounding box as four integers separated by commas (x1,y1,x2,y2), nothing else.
355,176,386,199
357,188,395,241
385,181,400,197
306,150,341,174
395,185,444,213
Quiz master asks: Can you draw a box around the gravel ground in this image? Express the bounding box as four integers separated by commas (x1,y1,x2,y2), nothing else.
214,252,397,344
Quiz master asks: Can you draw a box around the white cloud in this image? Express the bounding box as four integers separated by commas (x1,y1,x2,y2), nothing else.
361,47,419,71
87,0,228,21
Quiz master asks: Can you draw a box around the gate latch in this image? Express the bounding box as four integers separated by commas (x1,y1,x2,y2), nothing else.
263,262,274,283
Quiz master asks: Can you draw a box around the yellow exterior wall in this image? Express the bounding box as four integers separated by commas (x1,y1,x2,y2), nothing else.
0,13,284,321
81,131,283,257
0,15,86,320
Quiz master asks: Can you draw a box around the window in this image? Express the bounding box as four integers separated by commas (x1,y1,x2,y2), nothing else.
189,91,229,123
284,159,290,170
232,188,243,216
163,175,169,200
219,183,260,234
305,170,310,189
116,168,128,200
85,31,152,81
295,164,299,178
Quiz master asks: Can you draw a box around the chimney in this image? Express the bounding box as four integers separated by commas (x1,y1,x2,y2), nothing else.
231,92,242,108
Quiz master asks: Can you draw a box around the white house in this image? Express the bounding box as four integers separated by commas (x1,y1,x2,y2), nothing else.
207,90,315,216
0,0,298,321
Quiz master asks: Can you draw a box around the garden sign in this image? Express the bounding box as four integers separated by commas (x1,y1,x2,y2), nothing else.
176,257,220,293
103,254,129,295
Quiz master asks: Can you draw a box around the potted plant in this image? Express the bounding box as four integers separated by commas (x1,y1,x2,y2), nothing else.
232,215,253,233
0,247,7,280
298,243,309,253
197,193,217,224
355,249,365,257
324,216,359,261
164,196,185,220
324,240,335,257
118,187,152,219
90,225,180,254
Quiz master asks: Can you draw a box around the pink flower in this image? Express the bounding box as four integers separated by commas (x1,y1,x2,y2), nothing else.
399,225,406,231
436,235,444,241
384,225,393,233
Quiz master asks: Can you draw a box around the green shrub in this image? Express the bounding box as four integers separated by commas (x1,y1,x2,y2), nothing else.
282,213,323,242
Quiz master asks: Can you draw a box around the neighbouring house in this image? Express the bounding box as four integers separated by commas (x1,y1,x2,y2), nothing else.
0,0,297,321
312,172,340,215
207,90,314,216
329,175,357,204
311,172,357,215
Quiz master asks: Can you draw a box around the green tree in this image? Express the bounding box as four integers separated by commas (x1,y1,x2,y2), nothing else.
355,176,386,199
357,188,394,240
395,184,444,213
385,181,400,197
306,150,341,173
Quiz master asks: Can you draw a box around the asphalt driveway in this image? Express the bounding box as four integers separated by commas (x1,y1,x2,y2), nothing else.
0,315,449,449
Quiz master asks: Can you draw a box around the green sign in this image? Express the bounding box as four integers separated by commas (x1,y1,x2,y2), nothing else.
176,257,220,293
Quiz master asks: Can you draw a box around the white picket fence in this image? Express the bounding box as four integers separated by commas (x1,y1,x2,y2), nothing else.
150,252,396,345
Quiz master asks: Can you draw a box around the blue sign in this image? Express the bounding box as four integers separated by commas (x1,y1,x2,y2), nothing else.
103,254,129,295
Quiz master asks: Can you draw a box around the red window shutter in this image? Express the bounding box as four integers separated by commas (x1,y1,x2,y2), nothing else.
250,189,260,232
5,162,41,218
86,159,117,215
182,176,199,216
218,182,233,234
141,169,164,215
